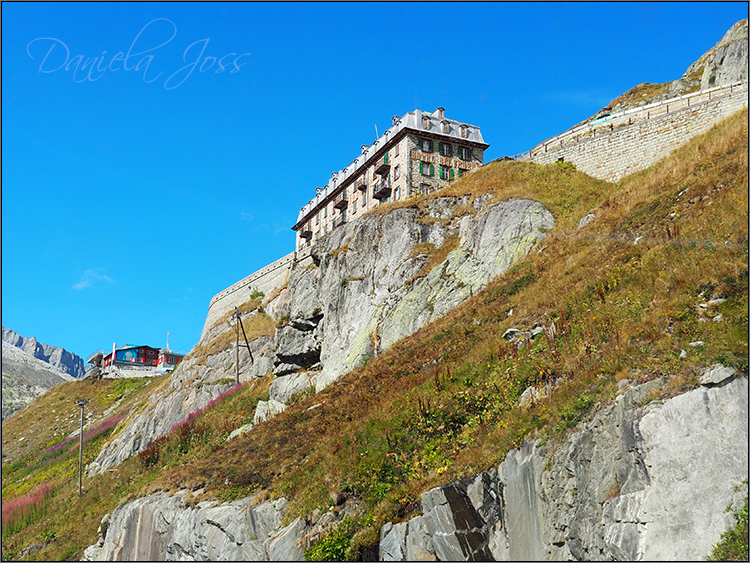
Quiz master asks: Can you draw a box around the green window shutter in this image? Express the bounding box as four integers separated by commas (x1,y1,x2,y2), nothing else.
450,168,454,179
428,140,433,152
439,142,444,155
419,162,423,174
449,144,453,156
469,148,473,160
430,164,434,176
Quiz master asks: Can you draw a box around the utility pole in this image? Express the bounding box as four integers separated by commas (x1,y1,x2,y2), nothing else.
228,307,255,386
235,307,254,365
75,398,89,497
234,316,240,385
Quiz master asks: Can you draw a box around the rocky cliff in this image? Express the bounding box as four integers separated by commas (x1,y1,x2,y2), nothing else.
2,327,86,379
87,195,553,476
686,18,749,91
1,332,79,420
84,366,747,561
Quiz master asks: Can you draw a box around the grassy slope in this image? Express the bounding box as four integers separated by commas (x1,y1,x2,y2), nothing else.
1,109,747,561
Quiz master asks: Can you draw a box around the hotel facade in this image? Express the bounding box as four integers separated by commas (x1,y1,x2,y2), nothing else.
292,107,489,250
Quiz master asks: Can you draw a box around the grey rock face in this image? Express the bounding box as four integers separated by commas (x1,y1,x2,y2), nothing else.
83,490,362,561
381,370,748,561
253,399,287,424
283,197,553,392
685,19,748,90
269,371,314,404
82,491,289,561
1,340,75,420
2,327,85,379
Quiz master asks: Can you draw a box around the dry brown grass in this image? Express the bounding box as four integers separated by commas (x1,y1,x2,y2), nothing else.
408,234,460,283
193,310,276,362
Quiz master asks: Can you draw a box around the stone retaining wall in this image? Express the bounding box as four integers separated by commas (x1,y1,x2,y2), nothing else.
200,252,295,340
525,85,747,181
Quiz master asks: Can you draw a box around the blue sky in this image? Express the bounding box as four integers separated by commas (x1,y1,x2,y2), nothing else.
2,2,746,361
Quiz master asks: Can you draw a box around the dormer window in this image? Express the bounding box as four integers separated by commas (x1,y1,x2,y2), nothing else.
460,125,469,138
442,121,450,134
422,116,431,130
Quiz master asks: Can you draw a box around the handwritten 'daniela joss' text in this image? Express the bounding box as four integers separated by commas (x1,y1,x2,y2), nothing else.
26,18,250,89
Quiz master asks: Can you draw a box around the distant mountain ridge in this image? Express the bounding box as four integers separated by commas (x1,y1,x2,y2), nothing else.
2,327,85,379
1,328,84,421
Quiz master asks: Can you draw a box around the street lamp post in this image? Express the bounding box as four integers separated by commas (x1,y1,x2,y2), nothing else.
75,398,89,497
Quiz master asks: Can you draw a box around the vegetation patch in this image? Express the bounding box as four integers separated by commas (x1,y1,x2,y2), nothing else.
408,234,460,283
194,311,275,361
709,495,749,561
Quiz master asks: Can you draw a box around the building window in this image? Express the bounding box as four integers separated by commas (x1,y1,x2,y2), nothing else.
440,165,451,180
324,206,327,218
394,164,401,180
422,116,430,129
420,161,433,176
362,190,367,205
460,125,468,138
442,121,450,134
441,143,452,156
315,213,319,225
460,146,471,160
420,183,430,195
394,142,399,157
421,138,432,152
352,201,357,213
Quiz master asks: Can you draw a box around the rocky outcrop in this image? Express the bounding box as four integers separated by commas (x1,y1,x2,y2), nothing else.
686,19,748,90
380,368,748,561
2,327,85,379
83,490,358,561
275,196,553,391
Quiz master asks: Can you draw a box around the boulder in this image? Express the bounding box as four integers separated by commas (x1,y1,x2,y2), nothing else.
254,399,287,424
269,371,314,404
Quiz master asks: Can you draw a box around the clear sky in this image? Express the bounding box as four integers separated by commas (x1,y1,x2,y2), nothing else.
2,2,747,362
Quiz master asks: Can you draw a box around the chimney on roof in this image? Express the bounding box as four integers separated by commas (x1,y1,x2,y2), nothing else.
436,107,445,119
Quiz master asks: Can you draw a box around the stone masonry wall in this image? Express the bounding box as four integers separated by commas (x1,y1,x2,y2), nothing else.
200,252,295,340
526,85,747,181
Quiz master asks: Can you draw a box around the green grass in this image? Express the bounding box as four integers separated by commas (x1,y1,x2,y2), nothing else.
709,496,749,561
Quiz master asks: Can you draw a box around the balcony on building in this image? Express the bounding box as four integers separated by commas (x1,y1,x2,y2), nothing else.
300,223,312,239
372,179,392,201
355,177,367,191
333,189,348,209
333,214,347,228
374,153,390,176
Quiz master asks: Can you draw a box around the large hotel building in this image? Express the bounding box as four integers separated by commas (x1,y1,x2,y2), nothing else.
292,107,489,250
